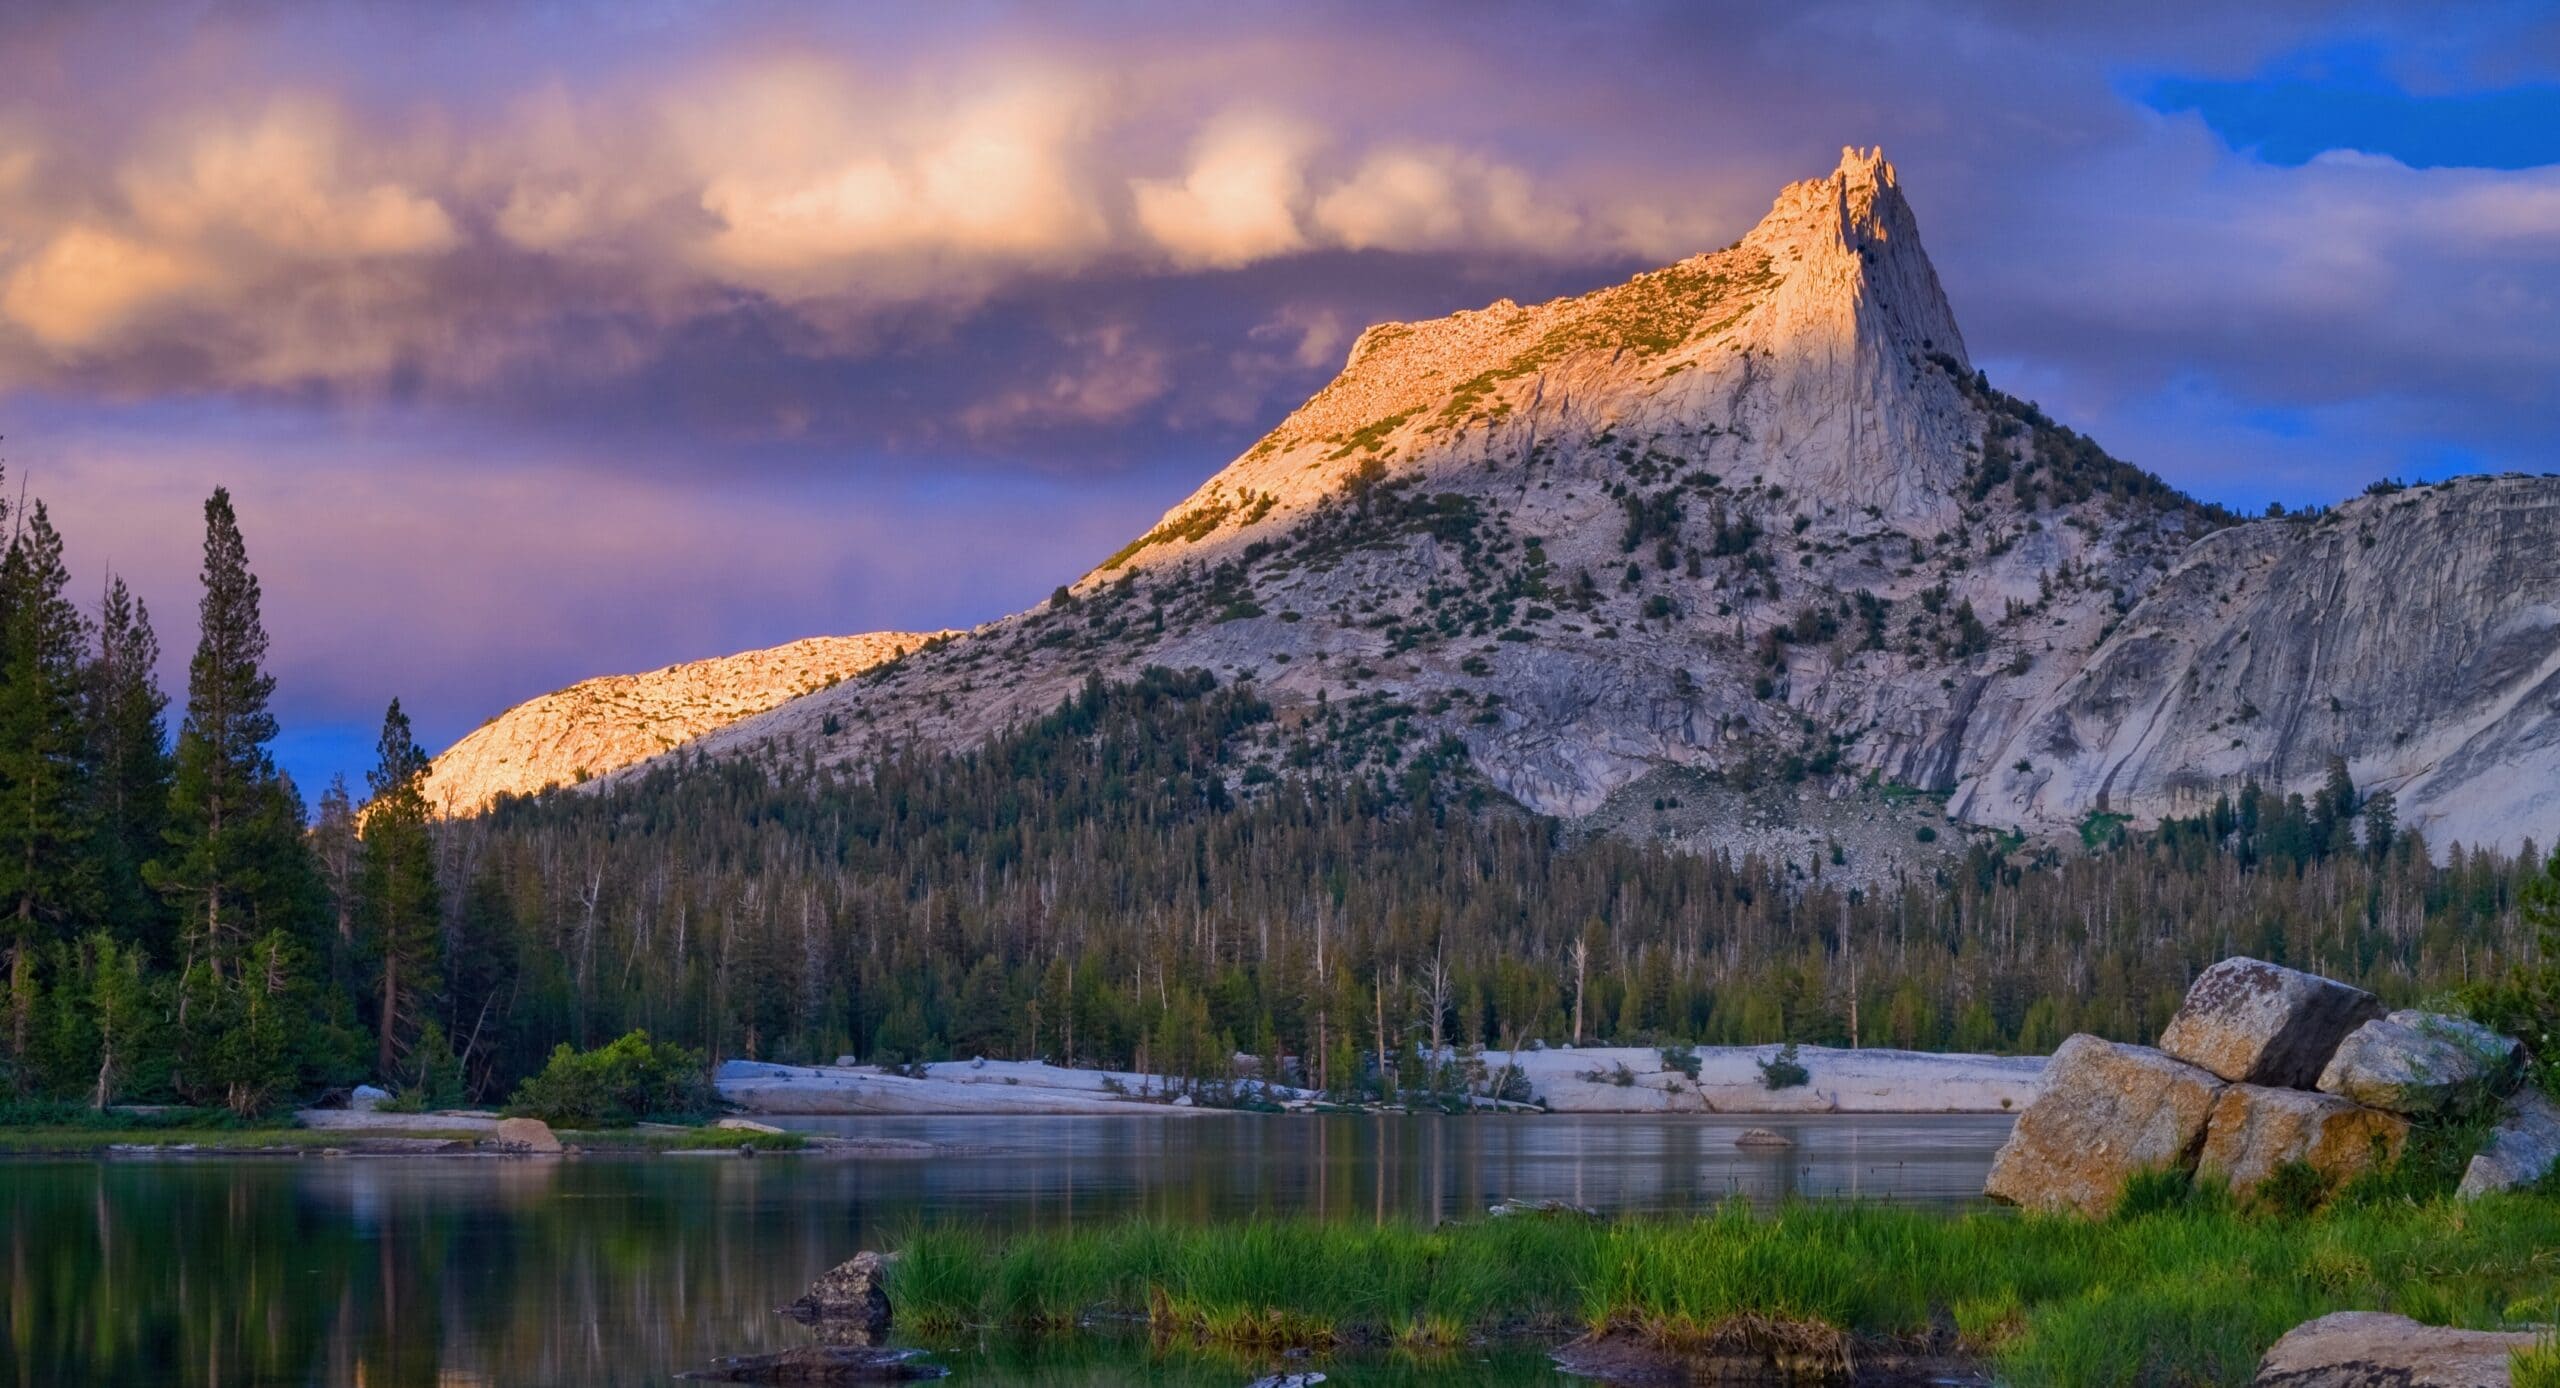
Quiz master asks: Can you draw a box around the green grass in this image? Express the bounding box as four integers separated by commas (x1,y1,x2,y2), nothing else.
888,1195,2560,1387
559,1125,808,1152
0,1126,487,1153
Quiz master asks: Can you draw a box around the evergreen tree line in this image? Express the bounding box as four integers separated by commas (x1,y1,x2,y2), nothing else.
0,482,448,1113
435,668,2552,1102
4,481,2552,1113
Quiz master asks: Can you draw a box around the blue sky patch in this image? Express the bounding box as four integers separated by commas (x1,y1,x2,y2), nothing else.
2140,46,2560,169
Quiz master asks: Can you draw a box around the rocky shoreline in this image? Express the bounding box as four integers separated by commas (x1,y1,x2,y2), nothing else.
715,1044,2045,1117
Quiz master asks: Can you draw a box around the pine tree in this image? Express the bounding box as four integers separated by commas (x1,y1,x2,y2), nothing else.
150,488,306,980
84,575,171,947
358,698,440,1078
0,502,96,1071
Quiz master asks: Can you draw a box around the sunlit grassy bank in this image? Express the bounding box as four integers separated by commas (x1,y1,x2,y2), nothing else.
891,1193,2560,1387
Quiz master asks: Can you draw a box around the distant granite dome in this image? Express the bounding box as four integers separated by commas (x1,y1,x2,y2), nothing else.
426,632,947,815
595,146,2560,862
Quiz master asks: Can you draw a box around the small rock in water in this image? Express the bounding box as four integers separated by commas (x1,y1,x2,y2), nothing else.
783,1252,895,1343
1733,1128,1794,1149
680,1346,944,1383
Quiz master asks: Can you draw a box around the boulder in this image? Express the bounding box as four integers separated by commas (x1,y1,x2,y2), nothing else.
2457,1088,2560,1200
1734,1128,1795,1149
1984,1035,2224,1216
493,1117,563,1153
2158,958,2382,1088
2317,1010,2523,1117
2252,1311,2540,1387
349,1084,392,1113
783,1252,894,1343
714,1118,786,1135
2197,1085,2408,1193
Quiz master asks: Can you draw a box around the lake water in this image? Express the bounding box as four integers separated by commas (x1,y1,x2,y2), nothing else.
2,1112,2012,1387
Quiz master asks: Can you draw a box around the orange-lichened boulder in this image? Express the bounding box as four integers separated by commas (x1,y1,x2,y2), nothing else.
2197,1085,2408,1194
1984,1034,2224,1216
2158,958,2382,1088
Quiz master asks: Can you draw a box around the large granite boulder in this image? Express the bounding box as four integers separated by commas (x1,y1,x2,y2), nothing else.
2317,1011,2523,1117
1984,1035,2224,1216
2457,1088,2560,1200
783,1252,894,1344
493,1117,562,1153
2159,958,2382,1088
2252,1311,2539,1387
2197,1085,2408,1194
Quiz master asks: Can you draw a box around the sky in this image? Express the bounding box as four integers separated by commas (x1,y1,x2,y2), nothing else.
3,1,2556,797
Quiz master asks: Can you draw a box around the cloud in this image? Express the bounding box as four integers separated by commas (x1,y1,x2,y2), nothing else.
3,225,201,348
1133,111,1316,268
957,321,1173,437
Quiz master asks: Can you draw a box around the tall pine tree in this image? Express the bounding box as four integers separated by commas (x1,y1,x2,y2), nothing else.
357,698,440,1078
0,502,96,1070
150,488,312,979
84,574,171,948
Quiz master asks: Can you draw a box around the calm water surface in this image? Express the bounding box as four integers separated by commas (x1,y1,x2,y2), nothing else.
3,1112,2011,1387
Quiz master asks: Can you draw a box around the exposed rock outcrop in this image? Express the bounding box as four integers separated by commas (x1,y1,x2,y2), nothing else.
1983,1035,2223,1216
2253,1311,2541,1388
2457,1088,2560,1199
2158,958,2381,1088
428,632,946,816
2318,1010,2523,1117
2196,1085,2407,1193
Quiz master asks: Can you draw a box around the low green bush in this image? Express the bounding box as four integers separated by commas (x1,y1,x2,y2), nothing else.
504,1031,714,1127
1757,1042,1809,1090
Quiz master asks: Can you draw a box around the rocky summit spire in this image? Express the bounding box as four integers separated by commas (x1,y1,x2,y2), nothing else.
1743,146,1968,368
1078,145,1984,574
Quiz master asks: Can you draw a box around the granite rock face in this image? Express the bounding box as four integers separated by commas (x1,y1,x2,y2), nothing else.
2252,1311,2540,1388
427,632,948,816
1983,1035,2224,1216
1960,474,2560,858
2317,1010,2523,1117
2456,1087,2560,1199
2158,958,2382,1088
2196,1085,2408,1193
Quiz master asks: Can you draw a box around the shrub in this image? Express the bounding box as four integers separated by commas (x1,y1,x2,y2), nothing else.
1757,1042,1809,1090
1660,1044,1702,1081
506,1031,714,1127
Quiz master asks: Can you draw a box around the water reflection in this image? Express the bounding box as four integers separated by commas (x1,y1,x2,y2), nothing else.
0,1113,2010,1387
774,1112,2017,1225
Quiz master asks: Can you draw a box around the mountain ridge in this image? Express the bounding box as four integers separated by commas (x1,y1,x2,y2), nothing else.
425,630,949,815
582,146,2555,861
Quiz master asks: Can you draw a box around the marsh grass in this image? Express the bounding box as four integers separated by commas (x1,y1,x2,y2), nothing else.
890,1194,2560,1387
